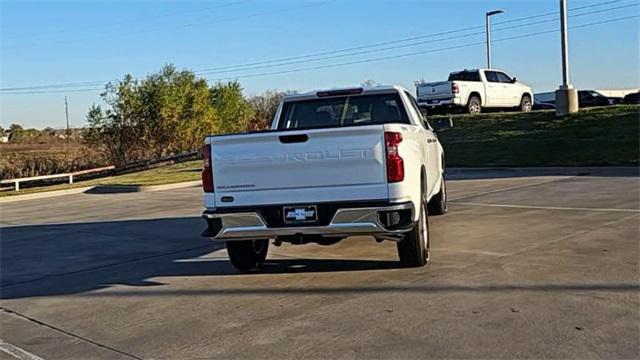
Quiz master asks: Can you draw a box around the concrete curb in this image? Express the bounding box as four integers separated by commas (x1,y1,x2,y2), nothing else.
0,186,95,204
0,180,201,204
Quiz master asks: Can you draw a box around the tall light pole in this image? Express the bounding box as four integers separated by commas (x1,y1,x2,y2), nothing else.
559,0,570,87
485,9,504,69
556,0,578,116
64,96,70,136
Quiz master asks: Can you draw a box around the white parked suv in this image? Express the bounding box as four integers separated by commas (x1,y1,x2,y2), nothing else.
201,85,451,271
416,69,533,114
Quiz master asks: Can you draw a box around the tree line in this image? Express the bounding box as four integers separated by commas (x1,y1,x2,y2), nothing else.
84,64,285,165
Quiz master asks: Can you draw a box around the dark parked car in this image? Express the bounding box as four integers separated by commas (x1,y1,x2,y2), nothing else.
607,96,623,105
532,100,556,110
578,90,612,107
622,91,640,104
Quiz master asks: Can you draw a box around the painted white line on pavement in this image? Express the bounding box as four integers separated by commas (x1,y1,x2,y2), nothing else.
450,202,640,213
448,176,573,201
0,340,46,360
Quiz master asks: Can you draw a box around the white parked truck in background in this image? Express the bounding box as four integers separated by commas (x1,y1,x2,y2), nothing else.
416,69,533,114
201,85,452,271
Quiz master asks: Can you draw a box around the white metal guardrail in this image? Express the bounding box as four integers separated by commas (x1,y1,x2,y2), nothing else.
0,165,115,191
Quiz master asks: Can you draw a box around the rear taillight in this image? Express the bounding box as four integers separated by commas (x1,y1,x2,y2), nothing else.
451,83,459,94
201,144,214,192
385,132,404,183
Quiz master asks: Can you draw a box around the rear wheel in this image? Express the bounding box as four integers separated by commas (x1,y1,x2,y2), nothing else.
520,95,532,112
467,95,482,115
428,175,447,215
226,239,269,271
397,194,430,267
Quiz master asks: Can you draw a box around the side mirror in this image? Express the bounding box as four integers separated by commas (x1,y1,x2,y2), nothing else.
511,77,517,83
434,117,454,132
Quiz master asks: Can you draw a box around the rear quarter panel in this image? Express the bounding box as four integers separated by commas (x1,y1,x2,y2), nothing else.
457,81,486,106
384,123,425,222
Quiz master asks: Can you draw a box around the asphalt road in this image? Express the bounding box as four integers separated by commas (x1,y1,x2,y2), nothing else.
1,168,639,359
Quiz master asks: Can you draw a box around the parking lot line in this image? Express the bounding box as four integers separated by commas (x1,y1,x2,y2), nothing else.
0,339,45,360
450,202,640,213
1,307,143,360
448,176,574,201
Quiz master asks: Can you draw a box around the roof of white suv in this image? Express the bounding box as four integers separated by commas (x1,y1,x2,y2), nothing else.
450,68,507,73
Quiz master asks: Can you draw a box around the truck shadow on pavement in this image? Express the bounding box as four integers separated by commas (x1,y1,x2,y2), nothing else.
0,217,401,300
5,217,637,301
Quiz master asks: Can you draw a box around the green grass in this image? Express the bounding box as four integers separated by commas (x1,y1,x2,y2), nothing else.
434,105,640,167
0,160,201,197
3,106,638,197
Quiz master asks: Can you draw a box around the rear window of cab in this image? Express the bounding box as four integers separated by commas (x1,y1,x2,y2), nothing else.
276,93,409,130
448,70,481,82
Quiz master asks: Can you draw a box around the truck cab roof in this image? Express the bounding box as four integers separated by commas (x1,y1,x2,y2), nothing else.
449,68,507,74
283,85,412,102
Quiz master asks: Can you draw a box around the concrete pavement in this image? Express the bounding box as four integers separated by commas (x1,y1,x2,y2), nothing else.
1,170,638,359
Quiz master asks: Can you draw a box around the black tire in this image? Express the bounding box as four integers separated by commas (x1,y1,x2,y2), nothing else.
428,175,447,215
467,95,482,115
396,194,430,267
226,239,269,271
520,95,532,112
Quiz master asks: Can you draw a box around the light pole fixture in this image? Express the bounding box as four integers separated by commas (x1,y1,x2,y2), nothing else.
485,9,504,69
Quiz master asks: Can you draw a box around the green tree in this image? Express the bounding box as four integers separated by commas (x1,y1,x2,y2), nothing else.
100,75,148,164
84,64,224,165
211,81,254,135
8,123,24,142
141,65,217,155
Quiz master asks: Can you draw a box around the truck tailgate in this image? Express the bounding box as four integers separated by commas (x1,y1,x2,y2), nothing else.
208,125,388,207
417,81,453,101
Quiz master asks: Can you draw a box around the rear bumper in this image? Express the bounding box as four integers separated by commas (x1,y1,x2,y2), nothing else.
202,202,414,241
417,97,462,107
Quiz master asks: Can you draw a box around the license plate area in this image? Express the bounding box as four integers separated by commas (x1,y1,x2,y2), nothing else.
283,205,318,224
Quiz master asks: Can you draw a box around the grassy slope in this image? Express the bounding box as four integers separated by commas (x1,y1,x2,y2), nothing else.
0,160,201,197
435,105,640,167
3,106,638,197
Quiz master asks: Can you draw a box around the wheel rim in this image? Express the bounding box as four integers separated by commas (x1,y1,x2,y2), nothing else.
523,98,532,111
470,100,480,114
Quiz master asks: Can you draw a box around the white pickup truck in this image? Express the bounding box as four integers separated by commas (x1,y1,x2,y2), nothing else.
416,69,533,114
201,85,452,271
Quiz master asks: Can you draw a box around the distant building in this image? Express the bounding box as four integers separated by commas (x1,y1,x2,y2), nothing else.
52,128,83,139
0,130,9,143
